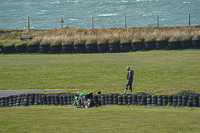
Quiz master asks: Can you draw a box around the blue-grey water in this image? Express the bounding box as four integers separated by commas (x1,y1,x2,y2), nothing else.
0,0,199,29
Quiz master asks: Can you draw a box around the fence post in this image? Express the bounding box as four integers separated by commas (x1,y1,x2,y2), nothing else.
60,17,64,28
125,16,127,28
188,14,190,26
28,17,30,30
157,15,159,27
92,17,94,29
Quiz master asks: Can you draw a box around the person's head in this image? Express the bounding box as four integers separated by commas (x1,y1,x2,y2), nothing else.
96,91,101,95
126,66,130,71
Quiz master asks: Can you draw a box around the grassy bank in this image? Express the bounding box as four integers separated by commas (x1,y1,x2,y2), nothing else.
0,50,200,95
0,26,200,46
0,105,200,133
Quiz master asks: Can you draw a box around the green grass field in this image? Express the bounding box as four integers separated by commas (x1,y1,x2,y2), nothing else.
0,49,200,94
1,50,200,133
0,105,200,133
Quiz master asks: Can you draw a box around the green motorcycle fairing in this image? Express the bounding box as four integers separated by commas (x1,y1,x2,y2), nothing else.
74,93,86,106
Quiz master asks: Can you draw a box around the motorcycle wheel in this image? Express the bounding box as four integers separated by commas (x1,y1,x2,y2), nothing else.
73,100,77,108
85,99,92,108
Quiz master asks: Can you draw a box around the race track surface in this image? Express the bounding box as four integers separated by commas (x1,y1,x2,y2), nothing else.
0,89,77,98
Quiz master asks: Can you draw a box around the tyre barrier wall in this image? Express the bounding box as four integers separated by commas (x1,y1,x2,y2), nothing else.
1,93,200,108
1,40,200,54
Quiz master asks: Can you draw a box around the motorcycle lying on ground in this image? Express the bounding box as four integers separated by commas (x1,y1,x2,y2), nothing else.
73,92,93,108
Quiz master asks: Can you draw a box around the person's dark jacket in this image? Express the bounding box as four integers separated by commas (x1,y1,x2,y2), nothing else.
127,70,134,82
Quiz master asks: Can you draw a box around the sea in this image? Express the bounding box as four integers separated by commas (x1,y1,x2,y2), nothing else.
0,0,199,29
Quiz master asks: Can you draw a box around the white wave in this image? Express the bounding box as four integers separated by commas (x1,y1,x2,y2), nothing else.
143,13,153,17
122,0,128,2
18,21,27,23
36,12,45,15
183,2,190,4
50,1,60,4
67,0,78,3
98,13,117,16
69,19,78,21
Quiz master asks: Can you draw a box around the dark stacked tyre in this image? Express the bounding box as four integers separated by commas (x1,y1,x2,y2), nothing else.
71,94,74,104
98,95,101,106
85,43,98,53
59,94,64,106
1,97,5,107
156,40,168,50
193,94,199,107
15,43,27,53
39,44,50,53
9,95,13,107
101,94,106,106
144,41,156,51
63,94,67,106
168,41,180,50
147,95,151,106
74,44,86,53
152,95,157,106
0,45,3,53
108,41,120,53
62,44,74,53
140,95,147,106
55,95,59,106
50,45,61,54
47,95,51,106
122,95,128,105
29,94,35,106
192,39,200,49
27,44,39,53
187,95,193,107
113,94,118,105
34,94,39,105
97,43,109,53
67,94,71,105
180,40,192,49
118,95,122,106
16,94,22,107
127,95,132,105
132,94,137,105
182,95,188,107
162,95,168,106
177,95,182,107
0,98,2,107
199,95,200,107
5,97,9,107
157,95,162,106
3,45,15,54
108,94,113,105
41,95,47,105
131,41,144,51
120,42,132,52
23,94,30,107
105,94,109,105
137,94,142,106
38,94,42,105
51,95,55,105
173,95,178,107
92,95,98,105
168,95,173,106
13,95,17,107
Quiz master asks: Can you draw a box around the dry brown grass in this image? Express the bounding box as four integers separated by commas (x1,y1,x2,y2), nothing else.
0,25,200,44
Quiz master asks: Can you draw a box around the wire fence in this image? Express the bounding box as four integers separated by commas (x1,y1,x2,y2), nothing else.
25,14,193,30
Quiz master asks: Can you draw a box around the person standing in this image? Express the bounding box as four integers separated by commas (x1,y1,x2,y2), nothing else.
123,66,134,94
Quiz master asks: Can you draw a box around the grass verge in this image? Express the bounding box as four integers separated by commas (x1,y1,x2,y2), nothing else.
0,49,200,95
0,105,200,133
